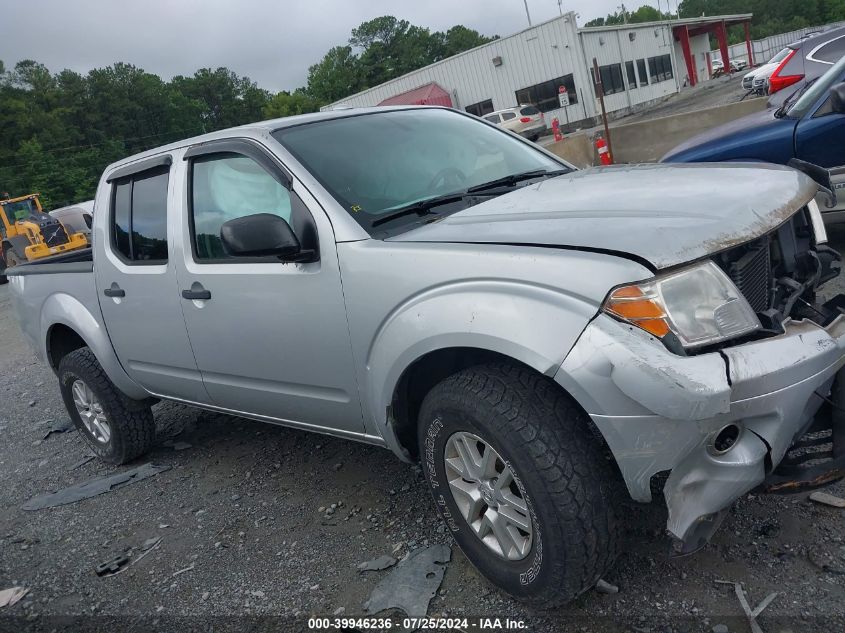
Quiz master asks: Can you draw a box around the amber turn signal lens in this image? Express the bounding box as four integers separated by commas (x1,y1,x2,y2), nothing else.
604,286,671,338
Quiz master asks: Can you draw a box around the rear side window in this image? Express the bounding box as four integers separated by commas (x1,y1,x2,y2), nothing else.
484,114,500,123
519,105,539,115
501,112,517,121
110,166,169,264
813,36,845,64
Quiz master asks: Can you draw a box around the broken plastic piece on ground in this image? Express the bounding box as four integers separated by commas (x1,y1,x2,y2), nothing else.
0,587,29,608
42,419,74,440
715,580,777,633
595,578,619,594
162,440,192,451
357,555,398,572
95,553,130,576
21,463,171,510
809,490,845,508
98,537,163,578
363,544,451,617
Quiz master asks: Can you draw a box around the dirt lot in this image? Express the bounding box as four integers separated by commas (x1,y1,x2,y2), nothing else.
1,228,845,633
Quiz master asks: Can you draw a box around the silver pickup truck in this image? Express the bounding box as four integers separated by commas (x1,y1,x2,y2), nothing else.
7,106,845,606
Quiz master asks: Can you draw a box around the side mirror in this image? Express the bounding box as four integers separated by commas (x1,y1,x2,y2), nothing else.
831,83,845,114
220,213,301,259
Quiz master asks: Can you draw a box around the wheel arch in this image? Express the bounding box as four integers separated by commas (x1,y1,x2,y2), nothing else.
386,345,606,463
39,293,148,400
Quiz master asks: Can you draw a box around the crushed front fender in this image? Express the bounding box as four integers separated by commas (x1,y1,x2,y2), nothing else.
556,313,845,551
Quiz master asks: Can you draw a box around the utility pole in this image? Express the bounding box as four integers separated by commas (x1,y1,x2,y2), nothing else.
523,0,532,26
557,0,563,16
618,3,628,24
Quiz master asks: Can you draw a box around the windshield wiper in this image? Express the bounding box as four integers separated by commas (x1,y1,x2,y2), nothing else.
371,193,468,227
466,168,571,194
775,77,818,118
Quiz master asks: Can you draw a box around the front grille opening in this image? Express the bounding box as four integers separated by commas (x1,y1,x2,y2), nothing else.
717,235,772,314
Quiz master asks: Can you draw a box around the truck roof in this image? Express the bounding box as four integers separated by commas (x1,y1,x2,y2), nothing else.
105,105,430,175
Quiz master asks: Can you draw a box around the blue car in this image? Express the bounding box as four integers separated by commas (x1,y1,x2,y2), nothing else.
663,55,845,222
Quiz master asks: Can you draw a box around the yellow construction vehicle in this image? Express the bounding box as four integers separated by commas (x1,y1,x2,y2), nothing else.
0,193,89,274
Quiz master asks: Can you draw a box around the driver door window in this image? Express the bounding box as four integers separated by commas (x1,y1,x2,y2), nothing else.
190,153,295,260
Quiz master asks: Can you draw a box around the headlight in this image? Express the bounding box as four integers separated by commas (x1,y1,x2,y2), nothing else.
603,260,761,349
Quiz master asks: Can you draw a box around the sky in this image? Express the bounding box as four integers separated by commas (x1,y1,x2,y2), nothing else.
0,0,673,93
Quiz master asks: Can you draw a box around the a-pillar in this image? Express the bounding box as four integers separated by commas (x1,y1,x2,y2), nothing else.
675,25,698,87
744,21,755,66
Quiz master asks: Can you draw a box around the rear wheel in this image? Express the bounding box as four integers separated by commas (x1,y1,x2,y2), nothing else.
58,348,155,465
417,363,621,607
5,249,21,268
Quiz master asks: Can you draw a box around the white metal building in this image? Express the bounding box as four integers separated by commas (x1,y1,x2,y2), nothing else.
323,12,752,129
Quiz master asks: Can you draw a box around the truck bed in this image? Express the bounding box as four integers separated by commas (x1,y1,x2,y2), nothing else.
5,246,93,275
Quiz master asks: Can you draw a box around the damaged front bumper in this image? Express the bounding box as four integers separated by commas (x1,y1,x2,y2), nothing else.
556,312,845,554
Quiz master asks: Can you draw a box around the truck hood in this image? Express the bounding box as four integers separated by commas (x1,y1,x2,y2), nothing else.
389,163,817,270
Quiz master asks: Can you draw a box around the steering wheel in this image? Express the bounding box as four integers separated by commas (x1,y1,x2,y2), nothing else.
429,167,467,192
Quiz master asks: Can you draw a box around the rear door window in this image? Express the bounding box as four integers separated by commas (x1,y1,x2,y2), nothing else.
519,106,539,116
484,114,500,123
110,165,169,264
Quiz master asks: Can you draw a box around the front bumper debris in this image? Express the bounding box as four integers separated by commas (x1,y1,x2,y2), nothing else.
557,311,845,553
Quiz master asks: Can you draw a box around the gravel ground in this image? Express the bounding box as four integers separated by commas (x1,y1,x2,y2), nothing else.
1,228,844,633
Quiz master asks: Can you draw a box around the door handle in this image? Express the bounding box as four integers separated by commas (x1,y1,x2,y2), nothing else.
182,284,211,301
103,285,125,298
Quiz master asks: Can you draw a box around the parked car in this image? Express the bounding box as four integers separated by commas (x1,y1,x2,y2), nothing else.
7,106,845,607
50,201,94,239
483,104,546,141
742,46,795,94
663,55,845,223
714,58,747,75
768,25,845,107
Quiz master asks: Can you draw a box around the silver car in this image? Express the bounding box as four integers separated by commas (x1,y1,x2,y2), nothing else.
483,105,546,141
7,106,845,607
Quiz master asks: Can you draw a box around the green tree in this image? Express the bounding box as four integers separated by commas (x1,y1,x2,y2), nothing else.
263,90,322,118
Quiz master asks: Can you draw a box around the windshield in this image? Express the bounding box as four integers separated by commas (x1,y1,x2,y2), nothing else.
272,108,562,235
1,199,39,222
787,55,845,118
769,47,793,64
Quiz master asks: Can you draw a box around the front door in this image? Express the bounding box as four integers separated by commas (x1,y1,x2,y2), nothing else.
174,141,364,434
795,76,845,214
95,157,208,402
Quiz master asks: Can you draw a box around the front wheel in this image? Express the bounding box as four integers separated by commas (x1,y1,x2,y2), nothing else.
417,363,621,607
58,348,155,465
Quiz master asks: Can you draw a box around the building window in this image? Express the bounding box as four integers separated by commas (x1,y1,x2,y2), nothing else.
625,61,637,88
592,63,625,96
466,99,494,117
636,59,649,86
648,54,673,83
515,74,579,113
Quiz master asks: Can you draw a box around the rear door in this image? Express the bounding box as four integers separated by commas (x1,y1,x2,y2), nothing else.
174,139,364,433
95,156,208,402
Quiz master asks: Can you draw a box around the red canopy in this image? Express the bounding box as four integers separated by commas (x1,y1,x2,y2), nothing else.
378,83,453,107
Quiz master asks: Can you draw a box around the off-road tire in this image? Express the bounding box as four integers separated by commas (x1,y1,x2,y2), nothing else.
58,347,155,465
5,249,21,269
418,362,621,607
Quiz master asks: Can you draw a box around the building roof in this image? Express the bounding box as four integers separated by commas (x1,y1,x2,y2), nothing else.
578,13,753,33
379,82,452,106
